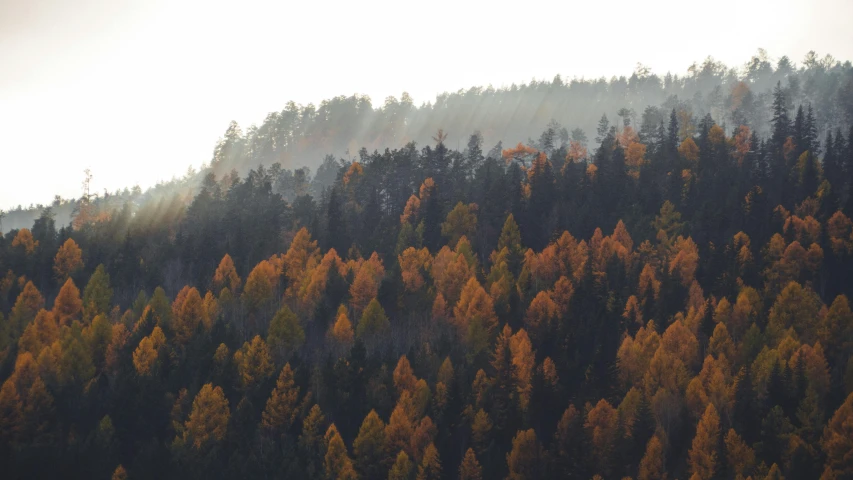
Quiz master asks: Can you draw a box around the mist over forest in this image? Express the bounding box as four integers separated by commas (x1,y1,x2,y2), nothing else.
3,49,851,233
2,49,853,479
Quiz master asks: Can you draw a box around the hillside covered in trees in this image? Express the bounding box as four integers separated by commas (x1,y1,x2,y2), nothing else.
2,51,853,479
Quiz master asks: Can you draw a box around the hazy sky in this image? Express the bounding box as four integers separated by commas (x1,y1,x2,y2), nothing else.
2,0,852,210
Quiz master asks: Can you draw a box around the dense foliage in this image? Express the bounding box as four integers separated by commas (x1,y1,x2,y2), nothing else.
2,52,853,479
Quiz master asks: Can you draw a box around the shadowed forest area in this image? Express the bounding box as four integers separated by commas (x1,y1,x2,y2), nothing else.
2,51,853,479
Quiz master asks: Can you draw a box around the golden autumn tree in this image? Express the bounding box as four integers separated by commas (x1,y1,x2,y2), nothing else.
453,277,498,359
523,291,559,340
10,281,44,337
401,194,421,225
324,424,358,480
350,252,385,315
393,355,417,396
328,305,354,348
173,287,207,344
821,392,853,476
389,450,413,480
18,309,58,356
505,428,543,480
53,238,83,281
233,335,274,391
688,403,721,480
585,399,619,474
386,394,415,458
432,246,473,307
724,428,755,477
617,321,661,388
213,253,241,293
709,322,736,361
132,326,165,376
510,329,534,413
399,247,432,292
678,137,699,163
261,363,300,435
111,465,127,480
242,260,276,314
638,435,666,480
181,384,230,451
12,228,38,255
766,281,822,345
458,448,483,480
416,442,442,480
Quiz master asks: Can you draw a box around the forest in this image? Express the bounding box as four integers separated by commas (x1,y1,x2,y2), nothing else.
2,52,853,479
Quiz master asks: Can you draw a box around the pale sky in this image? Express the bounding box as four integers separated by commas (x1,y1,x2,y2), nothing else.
2,0,852,210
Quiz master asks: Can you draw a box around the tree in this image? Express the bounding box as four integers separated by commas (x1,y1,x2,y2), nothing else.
181,384,230,450
393,355,417,395
349,253,385,315
585,399,619,474
821,392,853,476
324,424,358,480
268,305,305,354
724,428,755,477
243,260,277,314
453,277,498,358
261,363,300,435
688,403,720,480
415,443,441,480
457,448,482,480
353,410,387,479
389,450,413,480
386,397,415,458
10,281,44,337
174,287,207,343
82,265,112,322
638,435,666,480
442,203,478,246
329,305,355,348
234,335,274,391
18,309,58,356
300,405,327,477
506,429,543,480
132,333,159,376
111,465,127,480
510,329,534,413
53,238,83,281
213,253,241,293
357,298,390,339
